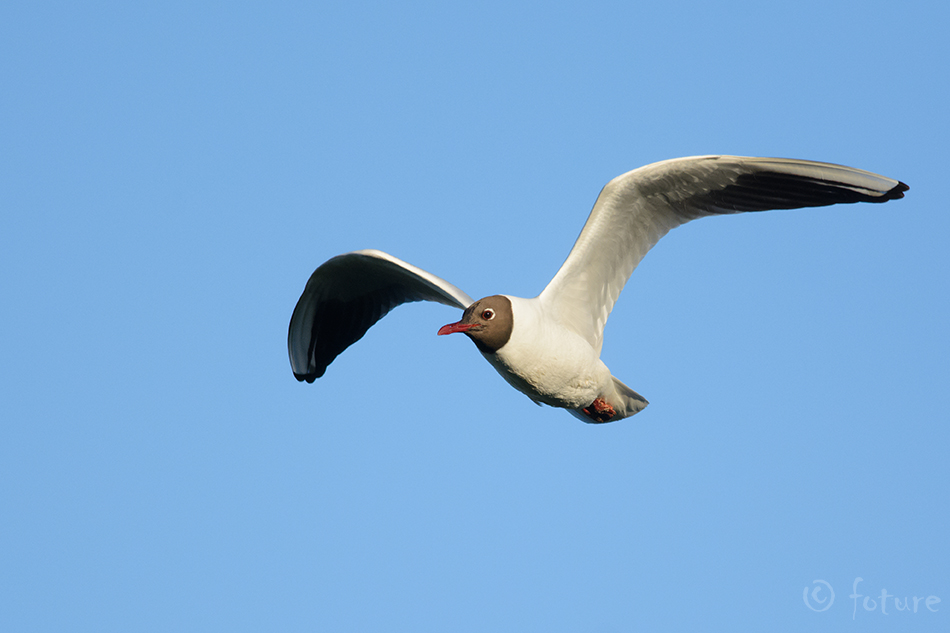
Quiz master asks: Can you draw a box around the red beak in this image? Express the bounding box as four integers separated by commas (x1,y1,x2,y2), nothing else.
438,321,476,336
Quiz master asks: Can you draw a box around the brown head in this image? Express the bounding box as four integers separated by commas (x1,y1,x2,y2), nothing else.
437,295,513,354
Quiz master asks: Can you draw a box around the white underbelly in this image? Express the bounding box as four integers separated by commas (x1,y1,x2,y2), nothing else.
484,329,609,410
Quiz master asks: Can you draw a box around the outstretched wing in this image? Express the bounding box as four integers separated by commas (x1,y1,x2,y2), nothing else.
539,155,908,354
288,249,474,381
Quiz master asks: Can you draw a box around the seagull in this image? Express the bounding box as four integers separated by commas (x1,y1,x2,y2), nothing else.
288,155,907,423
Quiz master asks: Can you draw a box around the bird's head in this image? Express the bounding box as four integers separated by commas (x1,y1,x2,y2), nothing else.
438,295,513,354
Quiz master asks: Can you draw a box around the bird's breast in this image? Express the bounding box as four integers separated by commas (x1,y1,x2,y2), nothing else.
482,296,610,409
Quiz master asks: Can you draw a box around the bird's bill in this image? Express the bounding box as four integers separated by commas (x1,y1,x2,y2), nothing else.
437,321,476,336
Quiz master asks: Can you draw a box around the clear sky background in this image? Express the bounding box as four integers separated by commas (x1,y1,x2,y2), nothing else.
2,1,947,631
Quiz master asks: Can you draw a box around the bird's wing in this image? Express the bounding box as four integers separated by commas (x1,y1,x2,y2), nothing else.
288,249,474,381
539,155,908,354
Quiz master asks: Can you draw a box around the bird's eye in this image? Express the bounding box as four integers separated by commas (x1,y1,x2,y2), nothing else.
481,309,495,320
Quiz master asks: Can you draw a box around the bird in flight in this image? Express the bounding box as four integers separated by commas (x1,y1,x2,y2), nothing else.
288,155,907,423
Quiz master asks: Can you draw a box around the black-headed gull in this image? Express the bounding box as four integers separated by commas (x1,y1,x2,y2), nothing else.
288,155,907,423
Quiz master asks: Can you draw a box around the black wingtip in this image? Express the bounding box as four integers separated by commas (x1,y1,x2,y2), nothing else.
887,181,910,200
293,371,321,383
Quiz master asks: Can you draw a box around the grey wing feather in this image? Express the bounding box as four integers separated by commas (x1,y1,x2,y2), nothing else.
288,249,473,382
540,155,908,353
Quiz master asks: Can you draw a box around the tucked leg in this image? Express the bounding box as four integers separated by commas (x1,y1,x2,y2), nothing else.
581,397,616,423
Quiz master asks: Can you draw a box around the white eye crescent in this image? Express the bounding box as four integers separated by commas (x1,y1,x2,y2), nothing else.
481,309,495,320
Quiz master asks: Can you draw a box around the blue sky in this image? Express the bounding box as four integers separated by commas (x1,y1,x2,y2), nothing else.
2,1,947,631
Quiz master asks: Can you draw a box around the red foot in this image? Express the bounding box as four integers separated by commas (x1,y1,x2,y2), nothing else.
581,397,616,423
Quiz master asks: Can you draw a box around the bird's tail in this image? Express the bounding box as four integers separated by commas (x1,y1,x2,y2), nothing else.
609,376,649,420
569,376,649,424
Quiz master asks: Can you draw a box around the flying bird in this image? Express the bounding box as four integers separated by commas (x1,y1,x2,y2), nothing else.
288,155,907,423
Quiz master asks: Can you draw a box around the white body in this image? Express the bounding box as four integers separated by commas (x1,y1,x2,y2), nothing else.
485,296,610,409
482,296,646,421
